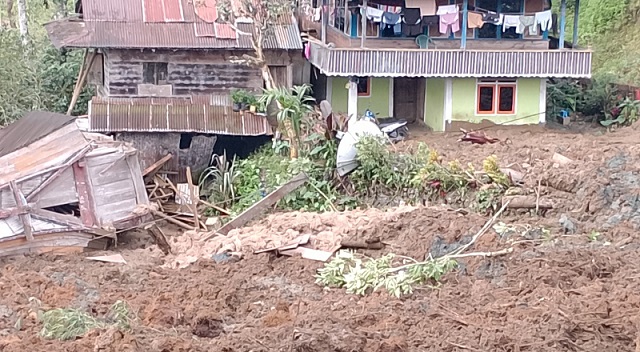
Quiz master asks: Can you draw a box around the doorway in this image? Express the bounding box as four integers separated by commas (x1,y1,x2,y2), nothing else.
393,77,424,123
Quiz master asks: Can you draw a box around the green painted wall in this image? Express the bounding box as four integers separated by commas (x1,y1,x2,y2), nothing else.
450,78,542,125
425,79,445,132
330,77,390,117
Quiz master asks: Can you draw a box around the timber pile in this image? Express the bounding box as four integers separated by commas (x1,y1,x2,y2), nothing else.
144,155,230,233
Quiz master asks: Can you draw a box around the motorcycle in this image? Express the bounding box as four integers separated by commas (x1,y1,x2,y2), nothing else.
362,109,409,143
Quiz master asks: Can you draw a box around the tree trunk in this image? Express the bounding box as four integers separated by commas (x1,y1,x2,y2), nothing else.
55,0,67,19
17,0,29,46
6,0,15,28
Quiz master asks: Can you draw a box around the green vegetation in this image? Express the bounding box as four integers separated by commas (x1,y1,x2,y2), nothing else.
40,301,134,341
0,0,92,125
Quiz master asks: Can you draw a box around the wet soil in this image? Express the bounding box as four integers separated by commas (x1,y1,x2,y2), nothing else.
2,124,640,351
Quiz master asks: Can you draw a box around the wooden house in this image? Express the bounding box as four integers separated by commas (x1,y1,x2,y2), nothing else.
0,112,150,257
300,0,592,131
44,0,305,181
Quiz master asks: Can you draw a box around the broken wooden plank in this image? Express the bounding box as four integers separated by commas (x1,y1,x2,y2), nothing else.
144,224,172,255
87,254,127,264
341,239,385,250
279,246,339,262
502,196,553,209
9,181,34,241
149,208,194,230
143,154,173,178
185,167,200,231
204,173,309,239
25,146,91,202
0,205,32,220
72,162,97,227
254,234,311,254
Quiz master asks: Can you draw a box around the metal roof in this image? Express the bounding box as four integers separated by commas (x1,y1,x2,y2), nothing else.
0,112,77,158
88,98,273,136
45,0,302,50
307,43,592,78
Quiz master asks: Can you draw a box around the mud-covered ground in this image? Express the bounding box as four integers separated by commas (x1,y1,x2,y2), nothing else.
2,123,640,351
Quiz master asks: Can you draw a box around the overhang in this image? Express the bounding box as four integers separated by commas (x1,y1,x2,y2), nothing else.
307,43,592,78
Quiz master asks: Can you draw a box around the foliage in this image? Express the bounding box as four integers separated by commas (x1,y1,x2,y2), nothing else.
600,96,640,127
40,301,134,341
199,152,238,210
0,4,93,126
316,250,458,298
546,74,619,121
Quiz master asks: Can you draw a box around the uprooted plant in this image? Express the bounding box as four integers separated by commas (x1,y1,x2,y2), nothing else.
316,203,514,297
40,300,134,341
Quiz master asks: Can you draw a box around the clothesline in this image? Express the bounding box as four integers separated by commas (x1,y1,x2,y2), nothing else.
470,5,552,16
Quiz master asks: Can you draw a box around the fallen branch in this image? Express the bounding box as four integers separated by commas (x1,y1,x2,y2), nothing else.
451,200,510,256
341,240,384,250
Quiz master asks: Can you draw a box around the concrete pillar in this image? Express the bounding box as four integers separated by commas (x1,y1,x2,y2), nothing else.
559,0,567,49
347,77,359,126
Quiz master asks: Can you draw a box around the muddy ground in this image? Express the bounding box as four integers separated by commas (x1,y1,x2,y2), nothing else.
2,123,640,351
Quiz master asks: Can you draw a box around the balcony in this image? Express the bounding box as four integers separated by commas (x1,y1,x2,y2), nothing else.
307,42,592,78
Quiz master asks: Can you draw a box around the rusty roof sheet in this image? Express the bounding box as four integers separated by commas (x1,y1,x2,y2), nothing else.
0,112,77,158
45,0,302,50
88,98,273,136
308,43,592,78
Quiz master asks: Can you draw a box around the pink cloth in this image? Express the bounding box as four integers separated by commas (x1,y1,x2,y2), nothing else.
439,12,460,34
304,43,310,59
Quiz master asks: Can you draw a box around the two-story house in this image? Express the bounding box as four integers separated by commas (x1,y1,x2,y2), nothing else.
45,0,305,181
301,0,591,131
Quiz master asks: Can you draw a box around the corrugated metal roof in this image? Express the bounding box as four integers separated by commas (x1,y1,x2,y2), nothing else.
45,0,302,50
308,43,592,78
88,98,273,136
0,112,77,158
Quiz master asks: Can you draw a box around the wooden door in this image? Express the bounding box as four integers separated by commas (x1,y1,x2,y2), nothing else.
393,77,423,122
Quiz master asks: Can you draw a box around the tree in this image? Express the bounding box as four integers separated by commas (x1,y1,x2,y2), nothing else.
259,84,315,159
16,0,28,46
215,0,294,90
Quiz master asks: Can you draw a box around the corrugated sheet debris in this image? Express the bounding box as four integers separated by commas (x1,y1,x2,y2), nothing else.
88,98,273,136
307,43,592,78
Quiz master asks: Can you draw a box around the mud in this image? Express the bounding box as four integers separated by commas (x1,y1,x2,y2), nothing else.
1,125,640,351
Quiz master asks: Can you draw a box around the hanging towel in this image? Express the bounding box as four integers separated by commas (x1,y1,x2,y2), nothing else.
439,12,460,34
402,8,422,36
304,43,310,59
436,4,458,15
534,10,552,32
517,15,536,35
405,0,436,16
421,15,439,25
312,8,321,22
482,12,503,25
467,11,484,29
502,15,520,32
362,6,384,22
382,11,402,25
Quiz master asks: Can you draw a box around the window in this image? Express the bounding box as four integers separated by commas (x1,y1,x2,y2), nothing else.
356,77,370,96
179,134,193,150
476,80,516,115
143,62,168,85
475,0,523,39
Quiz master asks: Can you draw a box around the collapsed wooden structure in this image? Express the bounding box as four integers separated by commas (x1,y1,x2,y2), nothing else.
0,112,150,257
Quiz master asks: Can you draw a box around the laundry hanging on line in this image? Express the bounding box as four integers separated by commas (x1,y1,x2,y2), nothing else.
517,15,536,35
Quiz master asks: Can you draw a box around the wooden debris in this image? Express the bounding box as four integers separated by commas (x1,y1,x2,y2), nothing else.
149,209,194,230
341,239,384,250
143,153,173,179
145,224,172,255
254,234,311,254
86,254,127,264
279,246,338,262
458,129,500,145
502,196,553,209
205,173,309,239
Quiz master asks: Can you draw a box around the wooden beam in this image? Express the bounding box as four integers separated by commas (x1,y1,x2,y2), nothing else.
72,162,97,227
67,50,97,115
572,0,580,47
185,167,200,231
360,0,367,48
559,0,567,49
204,173,308,240
25,146,91,202
9,181,33,241
0,205,31,220
142,153,173,178
321,0,328,44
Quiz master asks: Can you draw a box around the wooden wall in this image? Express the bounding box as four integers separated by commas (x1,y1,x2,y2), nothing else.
115,133,217,183
101,49,299,98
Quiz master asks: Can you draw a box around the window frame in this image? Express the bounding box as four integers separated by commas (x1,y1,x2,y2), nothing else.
356,77,371,97
475,79,517,115
143,62,169,85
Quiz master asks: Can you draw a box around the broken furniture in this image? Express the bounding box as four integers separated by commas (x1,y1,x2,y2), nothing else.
0,112,150,257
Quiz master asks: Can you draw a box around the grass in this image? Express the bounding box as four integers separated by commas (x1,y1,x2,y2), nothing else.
40,301,134,341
